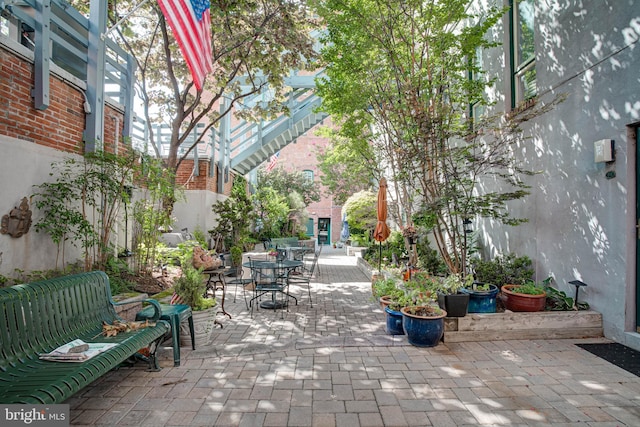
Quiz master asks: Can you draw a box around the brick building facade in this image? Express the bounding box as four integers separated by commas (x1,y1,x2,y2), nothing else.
269,124,343,246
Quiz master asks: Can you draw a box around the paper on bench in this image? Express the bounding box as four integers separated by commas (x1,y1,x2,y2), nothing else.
39,339,117,362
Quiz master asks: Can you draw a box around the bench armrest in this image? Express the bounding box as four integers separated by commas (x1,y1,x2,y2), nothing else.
141,299,162,321
112,298,163,322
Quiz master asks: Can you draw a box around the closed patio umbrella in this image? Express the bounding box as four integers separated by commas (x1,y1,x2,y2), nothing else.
373,178,391,271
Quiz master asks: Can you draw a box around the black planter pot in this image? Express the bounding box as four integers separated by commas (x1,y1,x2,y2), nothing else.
437,291,469,317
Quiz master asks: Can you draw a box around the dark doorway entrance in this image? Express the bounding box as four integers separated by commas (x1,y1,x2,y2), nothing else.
318,218,330,245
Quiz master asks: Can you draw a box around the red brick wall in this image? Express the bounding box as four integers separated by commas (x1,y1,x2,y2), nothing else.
274,123,344,244
175,160,238,196
0,46,122,154
176,159,219,193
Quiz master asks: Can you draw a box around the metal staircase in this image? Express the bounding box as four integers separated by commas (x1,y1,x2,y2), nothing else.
229,89,327,176
132,73,327,178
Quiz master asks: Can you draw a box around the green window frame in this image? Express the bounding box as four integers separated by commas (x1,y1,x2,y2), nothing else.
469,45,486,126
306,218,314,236
510,0,537,108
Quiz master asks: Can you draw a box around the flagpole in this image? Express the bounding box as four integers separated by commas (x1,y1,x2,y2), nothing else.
102,0,152,39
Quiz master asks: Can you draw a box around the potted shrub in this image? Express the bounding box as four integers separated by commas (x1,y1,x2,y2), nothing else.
501,278,550,312
173,261,217,346
373,277,402,310
230,245,243,268
436,274,472,317
460,282,499,313
472,253,534,289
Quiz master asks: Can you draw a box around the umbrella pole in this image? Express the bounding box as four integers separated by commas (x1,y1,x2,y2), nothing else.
379,241,382,271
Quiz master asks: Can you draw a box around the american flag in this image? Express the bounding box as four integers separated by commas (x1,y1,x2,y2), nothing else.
266,151,280,172
158,0,213,91
170,292,184,305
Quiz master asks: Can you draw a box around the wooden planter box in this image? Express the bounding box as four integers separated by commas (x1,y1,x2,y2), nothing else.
443,310,603,342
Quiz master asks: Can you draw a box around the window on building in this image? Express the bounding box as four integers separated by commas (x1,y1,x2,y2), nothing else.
511,0,536,107
470,45,486,126
302,169,314,181
306,218,314,236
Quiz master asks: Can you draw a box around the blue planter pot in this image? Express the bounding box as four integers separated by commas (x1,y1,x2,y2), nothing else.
401,306,446,347
460,283,499,313
385,306,404,335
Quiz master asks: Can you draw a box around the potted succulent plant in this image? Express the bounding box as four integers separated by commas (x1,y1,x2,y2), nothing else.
436,274,472,317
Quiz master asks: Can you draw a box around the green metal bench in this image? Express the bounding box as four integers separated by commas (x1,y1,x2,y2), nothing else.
0,271,171,404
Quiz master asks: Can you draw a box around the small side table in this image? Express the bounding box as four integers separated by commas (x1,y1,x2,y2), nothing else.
203,268,232,319
136,303,195,367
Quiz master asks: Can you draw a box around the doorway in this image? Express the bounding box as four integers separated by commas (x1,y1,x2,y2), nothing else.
318,218,330,245
636,127,640,332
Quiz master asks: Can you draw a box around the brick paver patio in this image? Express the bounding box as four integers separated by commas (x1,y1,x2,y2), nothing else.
67,247,640,426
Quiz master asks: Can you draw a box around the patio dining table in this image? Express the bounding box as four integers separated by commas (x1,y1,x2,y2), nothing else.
243,259,303,308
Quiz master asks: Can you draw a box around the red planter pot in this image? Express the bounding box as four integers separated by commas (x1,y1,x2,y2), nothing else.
501,284,546,312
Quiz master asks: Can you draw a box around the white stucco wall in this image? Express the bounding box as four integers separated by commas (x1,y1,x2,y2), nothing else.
476,1,640,348
0,136,83,277
0,133,227,279
171,190,228,248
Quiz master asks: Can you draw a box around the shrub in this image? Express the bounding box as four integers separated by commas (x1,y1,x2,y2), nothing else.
472,253,534,287
372,277,400,299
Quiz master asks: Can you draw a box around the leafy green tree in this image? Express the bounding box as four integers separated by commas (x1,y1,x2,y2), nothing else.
315,127,377,206
252,186,289,240
258,169,321,206
33,150,143,271
286,191,309,237
73,0,319,214
131,154,177,275
314,0,556,275
209,176,254,250
69,1,318,212
342,190,377,239
254,169,318,238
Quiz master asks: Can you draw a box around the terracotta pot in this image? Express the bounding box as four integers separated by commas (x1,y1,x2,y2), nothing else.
501,284,546,312
379,295,393,311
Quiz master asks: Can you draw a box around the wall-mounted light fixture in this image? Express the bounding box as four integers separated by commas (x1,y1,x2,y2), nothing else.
463,218,473,234
594,139,614,163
